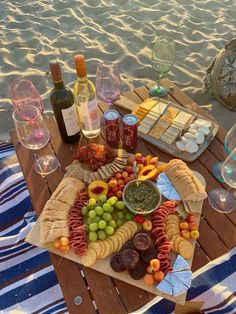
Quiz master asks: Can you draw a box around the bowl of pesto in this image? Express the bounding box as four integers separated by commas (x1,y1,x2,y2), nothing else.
123,179,162,215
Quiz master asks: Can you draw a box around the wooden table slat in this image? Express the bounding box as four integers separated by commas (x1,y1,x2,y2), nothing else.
198,219,228,260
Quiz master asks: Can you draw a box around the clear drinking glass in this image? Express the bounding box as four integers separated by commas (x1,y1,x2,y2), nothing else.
12,104,59,175
212,122,236,182
9,78,44,114
208,148,236,213
95,62,121,105
149,37,175,98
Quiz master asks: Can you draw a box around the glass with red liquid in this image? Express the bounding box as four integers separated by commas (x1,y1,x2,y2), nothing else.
104,109,120,145
122,114,138,151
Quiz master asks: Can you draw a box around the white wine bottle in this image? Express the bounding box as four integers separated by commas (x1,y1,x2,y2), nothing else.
74,54,101,138
49,61,80,143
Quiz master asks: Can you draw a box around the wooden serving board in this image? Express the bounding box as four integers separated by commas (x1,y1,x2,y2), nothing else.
25,172,205,305
115,96,219,162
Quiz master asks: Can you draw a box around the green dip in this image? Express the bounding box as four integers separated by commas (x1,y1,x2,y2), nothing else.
124,180,160,213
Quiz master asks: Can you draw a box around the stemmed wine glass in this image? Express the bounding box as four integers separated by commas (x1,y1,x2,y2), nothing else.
150,36,175,98
212,122,236,182
208,148,236,213
9,78,54,118
96,62,121,105
12,104,59,175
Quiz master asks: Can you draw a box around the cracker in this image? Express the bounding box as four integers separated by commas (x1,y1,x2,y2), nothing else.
173,237,186,253
178,240,194,259
165,214,180,223
166,228,179,240
88,241,103,258
79,248,97,267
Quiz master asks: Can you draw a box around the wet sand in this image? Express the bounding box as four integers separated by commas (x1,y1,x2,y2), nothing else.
1,0,236,141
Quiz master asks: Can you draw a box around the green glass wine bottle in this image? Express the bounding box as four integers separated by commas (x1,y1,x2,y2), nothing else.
49,61,80,143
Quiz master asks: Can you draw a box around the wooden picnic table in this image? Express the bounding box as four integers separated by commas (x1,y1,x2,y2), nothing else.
10,78,236,314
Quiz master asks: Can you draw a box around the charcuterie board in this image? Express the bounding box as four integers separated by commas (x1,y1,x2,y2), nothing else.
115,96,218,162
25,148,207,305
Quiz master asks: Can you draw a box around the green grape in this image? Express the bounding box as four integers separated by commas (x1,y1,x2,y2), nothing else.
109,206,114,213
95,206,103,216
103,212,112,221
125,212,133,221
116,219,123,227
109,219,117,229
89,222,98,232
89,198,97,207
105,225,114,235
99,195,107,203
103,203,111,212
98,220,107,229
87,217,94,225
88,210,96,219
107,197,116,206
97,230,107,240
116,201,125,210
112,196,118,203
89,231,97,242
93,216,101,223
81,206,88,216
117,211,124,220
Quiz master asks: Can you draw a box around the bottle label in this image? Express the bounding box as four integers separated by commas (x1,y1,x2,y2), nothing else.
81,99,100,131
61,103,80,136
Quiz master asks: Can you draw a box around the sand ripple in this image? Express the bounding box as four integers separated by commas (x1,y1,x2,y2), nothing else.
0,0,236,137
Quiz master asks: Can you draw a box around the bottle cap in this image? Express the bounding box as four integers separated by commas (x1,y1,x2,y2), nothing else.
74,54,87,77
49,61,62,82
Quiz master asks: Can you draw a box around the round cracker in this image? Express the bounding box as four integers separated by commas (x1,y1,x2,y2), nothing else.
79,248,97,267
166,228,179,240
88,241,102,258
165,223,179,233
106,237,115,255
100,240,112,258
179,240,194,259
110,235,120,252
174,236,186,253
165,214,180,223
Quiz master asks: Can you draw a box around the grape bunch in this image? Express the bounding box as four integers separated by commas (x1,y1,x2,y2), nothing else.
81,195,134,242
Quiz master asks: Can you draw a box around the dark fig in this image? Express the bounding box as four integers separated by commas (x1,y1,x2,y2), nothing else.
110,254,126,272
133,233,152,251
121,240,135,251
121,249,139,269
128,260,146,280
141,245,157,264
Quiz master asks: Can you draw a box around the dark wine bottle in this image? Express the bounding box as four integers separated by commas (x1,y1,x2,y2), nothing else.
49,61,80,143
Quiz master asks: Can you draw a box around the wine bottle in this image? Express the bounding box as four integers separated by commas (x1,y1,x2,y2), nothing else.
73,54,101,138
49,61,80,143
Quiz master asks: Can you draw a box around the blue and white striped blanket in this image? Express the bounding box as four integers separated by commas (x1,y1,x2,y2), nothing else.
0,143,68,314
0,142,235,314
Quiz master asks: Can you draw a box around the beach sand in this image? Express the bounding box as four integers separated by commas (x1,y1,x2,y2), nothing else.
0,0,236,141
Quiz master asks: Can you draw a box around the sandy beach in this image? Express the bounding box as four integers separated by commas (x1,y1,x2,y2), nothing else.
0,0,236,141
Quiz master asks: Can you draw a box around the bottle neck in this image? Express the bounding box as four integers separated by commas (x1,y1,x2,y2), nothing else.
53,80,65,89
77,75,88,83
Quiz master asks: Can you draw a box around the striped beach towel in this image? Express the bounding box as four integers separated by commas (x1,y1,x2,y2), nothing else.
1,142,235,314
0,143,68,314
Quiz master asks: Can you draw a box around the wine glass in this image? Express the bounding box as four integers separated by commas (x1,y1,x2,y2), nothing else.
9,78,54,118
208,148,236,213
95,62,121,105
149,37,175,97
212,122,236,182
12,104,59,175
